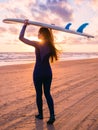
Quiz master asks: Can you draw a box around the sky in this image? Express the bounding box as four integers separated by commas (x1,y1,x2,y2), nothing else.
0,0,98,52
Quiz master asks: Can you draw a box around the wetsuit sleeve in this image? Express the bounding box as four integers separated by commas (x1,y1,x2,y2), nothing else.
19,25,39,48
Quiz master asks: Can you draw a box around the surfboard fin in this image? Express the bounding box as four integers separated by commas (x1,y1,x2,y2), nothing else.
65,23,72,30
77,23,89,33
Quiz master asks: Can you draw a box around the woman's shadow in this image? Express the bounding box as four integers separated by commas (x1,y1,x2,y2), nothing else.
35,118,55,130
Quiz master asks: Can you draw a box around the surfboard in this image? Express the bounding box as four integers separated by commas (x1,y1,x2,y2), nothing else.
3,18,94,38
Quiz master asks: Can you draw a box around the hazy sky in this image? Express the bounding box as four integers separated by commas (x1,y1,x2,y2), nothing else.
0,0,98,52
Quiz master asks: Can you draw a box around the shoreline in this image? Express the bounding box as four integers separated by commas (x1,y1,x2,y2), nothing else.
1,51,98,67
0,57,98,68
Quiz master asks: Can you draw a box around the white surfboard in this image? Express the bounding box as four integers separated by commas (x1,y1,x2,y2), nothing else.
3,18,94,38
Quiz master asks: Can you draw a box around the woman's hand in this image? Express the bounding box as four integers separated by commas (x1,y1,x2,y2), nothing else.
24,19,29,25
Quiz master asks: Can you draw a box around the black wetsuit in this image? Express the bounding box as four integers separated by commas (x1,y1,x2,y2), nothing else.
19,25,54,117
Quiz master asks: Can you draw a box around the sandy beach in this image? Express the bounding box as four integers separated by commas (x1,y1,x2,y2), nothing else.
0,58,98,130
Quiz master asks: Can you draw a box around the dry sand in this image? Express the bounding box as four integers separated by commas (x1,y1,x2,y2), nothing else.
0,58,98,130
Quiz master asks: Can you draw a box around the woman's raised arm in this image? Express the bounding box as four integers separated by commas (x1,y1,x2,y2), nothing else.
19,20,39,48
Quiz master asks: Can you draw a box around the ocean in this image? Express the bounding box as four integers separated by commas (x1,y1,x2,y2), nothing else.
0,52,98,66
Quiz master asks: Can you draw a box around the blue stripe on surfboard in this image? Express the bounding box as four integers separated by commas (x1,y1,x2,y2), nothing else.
77,23,89,33
65,23,72,30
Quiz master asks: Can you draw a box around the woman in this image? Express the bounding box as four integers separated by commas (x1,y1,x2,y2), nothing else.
19,20,58,124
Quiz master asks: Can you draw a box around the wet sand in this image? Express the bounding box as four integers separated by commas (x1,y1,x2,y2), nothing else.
0,58,98,130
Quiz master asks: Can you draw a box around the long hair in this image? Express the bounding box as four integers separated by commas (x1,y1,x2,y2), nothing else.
39,27,58,62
